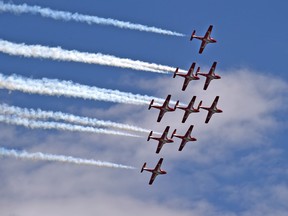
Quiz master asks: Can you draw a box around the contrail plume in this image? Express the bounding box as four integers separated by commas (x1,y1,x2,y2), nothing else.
0,147,135,169
0,115,140,138
0,39,185,74
0,73,172,106
0,103,152,134
0,2,184,37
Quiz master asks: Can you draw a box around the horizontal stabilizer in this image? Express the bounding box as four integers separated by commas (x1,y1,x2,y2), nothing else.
141,162,146,173
147,131,153,141
173,68,179,78
196,67,200,76
148,99,154,110
171,129,177,138
190,30,196,41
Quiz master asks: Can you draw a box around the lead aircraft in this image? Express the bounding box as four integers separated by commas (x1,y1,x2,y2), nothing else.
171,125,197,151
196,61,221,90
149,94,179,122
173,62,200,91
190,25,216,54
176,96,202,123
200,96,223,123
147,126,174,154
141,158,167,185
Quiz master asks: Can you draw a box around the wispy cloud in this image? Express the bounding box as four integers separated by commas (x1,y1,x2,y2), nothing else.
0,1,185,37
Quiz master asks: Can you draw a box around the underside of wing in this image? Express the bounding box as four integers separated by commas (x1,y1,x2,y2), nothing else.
157,110,165,122
156,142,164,154
182,78,190,91
155,158,164,170
209,61,217,75
163,95,171,107
203,77,212,90
199,40,207,54
204,25,213,39
211,96,219,108
149,173,157,185
205,111,213,124
182,111,190,123
179,140,188,151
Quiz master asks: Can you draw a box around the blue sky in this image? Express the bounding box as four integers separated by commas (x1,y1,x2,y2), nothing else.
0,0,288,215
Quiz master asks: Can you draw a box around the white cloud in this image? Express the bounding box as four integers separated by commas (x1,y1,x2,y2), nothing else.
0,68,287,216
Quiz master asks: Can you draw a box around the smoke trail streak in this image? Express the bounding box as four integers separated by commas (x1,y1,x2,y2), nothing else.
0,115,140,138
0,147,135,169
0,73,173,106
0,39,186,74
0,2,184,37
0,103,152,134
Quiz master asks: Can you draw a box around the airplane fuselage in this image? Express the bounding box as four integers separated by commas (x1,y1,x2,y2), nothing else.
198,73,220,80
194,36,216,44
202,106,222,114
143,168,167,175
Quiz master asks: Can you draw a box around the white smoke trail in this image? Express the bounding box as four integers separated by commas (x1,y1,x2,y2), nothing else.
0,103,151,133
0,115,140,138
0,73,171,106
0,2,184,37
0,147,135,169
0,39,185,74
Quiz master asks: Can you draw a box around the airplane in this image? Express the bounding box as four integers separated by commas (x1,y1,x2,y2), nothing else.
200,96,223,124
171,125,197,151
141,158,167,185
176,96,202,123
147,126,174,154
148,94,179,122
173,62,200,91
196,61,221,90
190,25,217,54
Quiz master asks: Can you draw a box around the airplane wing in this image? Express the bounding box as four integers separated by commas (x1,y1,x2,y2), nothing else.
155,158,164,170
203,77,212,90
162,94,171,108
156,141,164,154
185,125,194,137
199,25,213,54
199,40,208,54
187,62,196,77
157,110,166,122
211,96,219,109
182,78,191,91
149,173,158,185
204,25,213,39
188,96,196,108
182,111,190,123
209,62,217,76
205,111,214,124
179,140,188,151
161,126,170,138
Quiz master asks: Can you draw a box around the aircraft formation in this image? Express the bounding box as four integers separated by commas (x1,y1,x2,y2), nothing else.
141,25,223,185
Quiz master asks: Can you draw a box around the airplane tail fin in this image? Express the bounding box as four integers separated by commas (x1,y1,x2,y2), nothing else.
147,131,153,141
174,100,179,110
196,67,200,76
190,30,196,41
171,129,177,138
197,100,203,110
148,99,154,110
173,67,179,78
141,162,146,173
